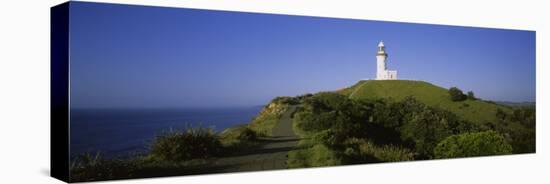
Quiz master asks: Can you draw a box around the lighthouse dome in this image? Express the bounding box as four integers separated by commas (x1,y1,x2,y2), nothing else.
378,41,384,47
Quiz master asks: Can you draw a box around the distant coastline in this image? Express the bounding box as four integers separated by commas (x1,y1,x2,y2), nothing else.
495,101,536,107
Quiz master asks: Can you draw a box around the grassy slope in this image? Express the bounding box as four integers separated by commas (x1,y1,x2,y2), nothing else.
338,80,510,124
249,102,289,136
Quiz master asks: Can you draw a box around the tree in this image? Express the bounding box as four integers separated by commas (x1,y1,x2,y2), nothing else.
294,92,369,137
492,107,536,154
467,91,476,100
434,131,513,159
399,106,453,158
449,87,467,102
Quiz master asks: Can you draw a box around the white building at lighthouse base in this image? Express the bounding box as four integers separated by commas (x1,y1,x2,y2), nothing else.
377,70,397,80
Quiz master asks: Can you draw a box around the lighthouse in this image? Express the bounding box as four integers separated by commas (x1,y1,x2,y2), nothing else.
375,41,397,80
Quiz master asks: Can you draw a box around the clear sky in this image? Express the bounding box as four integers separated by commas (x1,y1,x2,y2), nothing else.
69,2,536,108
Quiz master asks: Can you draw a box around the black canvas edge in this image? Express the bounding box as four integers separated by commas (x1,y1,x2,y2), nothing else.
51,1,71,183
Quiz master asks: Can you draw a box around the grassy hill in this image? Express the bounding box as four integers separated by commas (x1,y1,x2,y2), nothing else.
338,80,510,124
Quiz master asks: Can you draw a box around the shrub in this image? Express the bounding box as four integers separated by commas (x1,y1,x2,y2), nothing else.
272,96,300,105
434,131,513,159
399,106,454,158
294,95,483,159
310,129,349,149
467,91,476,100
219,125,258,150
296,93,314,103
149,127,222,162
220,125,257,142
496,108,507,120
287,144,342,168
343,138,414,163
491,107,536,153
293,110,335,135
293,92,369,137
449,87,467,101
70,152,136,182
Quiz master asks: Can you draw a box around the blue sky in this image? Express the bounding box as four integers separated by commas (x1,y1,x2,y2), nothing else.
69,2,536,108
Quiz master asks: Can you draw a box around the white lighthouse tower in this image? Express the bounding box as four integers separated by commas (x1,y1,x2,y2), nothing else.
375,41,397,80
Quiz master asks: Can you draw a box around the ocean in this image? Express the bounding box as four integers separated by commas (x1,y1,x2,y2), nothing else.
69,106,263,158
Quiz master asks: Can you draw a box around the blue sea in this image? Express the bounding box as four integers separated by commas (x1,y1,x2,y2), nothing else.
69,106,262,158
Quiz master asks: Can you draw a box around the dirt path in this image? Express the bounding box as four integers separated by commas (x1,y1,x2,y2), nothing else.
349,80,368,98
211,106,300,172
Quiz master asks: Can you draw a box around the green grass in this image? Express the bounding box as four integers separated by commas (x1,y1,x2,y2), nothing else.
338,80,510,124
287,142,342,168
288,119,342,168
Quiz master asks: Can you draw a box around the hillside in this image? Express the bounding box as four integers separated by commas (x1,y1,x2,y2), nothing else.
338,80,510,124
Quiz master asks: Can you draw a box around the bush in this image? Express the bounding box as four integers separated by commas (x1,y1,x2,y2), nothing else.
434,131,513,159
149,128,222,162
272,96,300,105
293,92,369,137
399,104,453,158
343,138,414,163
220,125,257,142
294,95,482,159
296,93,314,103
490,107,536,153
310,129,355,150
467,91,476,100
70,152,136,182
219,125,258,148
449,87,467,101
287,144,342,168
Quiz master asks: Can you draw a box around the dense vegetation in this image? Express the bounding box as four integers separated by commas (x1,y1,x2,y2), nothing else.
149,128,222,162
434,131,513,158
289,88,535,167
70,80,535,181
491,107,536,153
